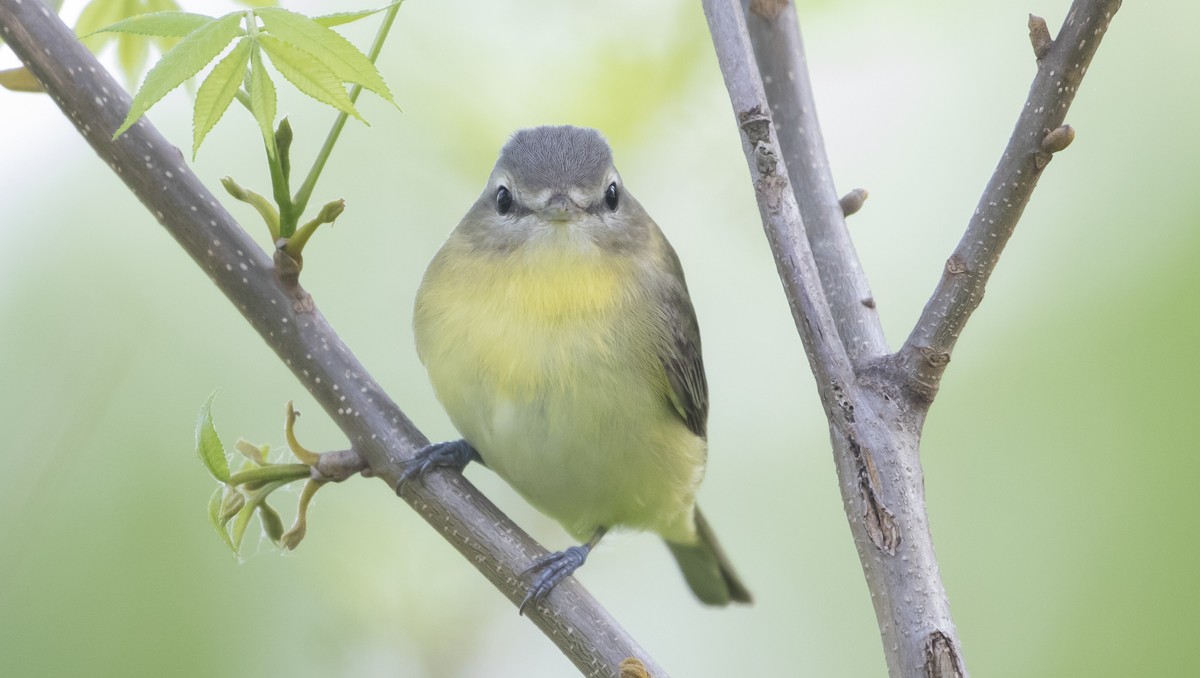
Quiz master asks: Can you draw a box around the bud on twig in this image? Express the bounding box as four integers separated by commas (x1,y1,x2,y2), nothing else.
1028,14,1053,60
839,188,869,217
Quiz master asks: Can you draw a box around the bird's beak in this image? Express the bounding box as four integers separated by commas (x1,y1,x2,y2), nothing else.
542,193,576,223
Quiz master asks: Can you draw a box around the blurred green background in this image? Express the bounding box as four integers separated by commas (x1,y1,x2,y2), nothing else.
1,0,1197,676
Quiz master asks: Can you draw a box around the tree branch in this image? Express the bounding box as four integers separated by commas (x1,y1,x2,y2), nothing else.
703,8,957,675
897,0,1123,399
706,1,1122,676
741,0,888,363
700,0,871,452
0,2,662,676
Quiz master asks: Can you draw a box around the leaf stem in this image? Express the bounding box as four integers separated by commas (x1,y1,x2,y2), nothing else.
229,463,311,487
289,1,402,218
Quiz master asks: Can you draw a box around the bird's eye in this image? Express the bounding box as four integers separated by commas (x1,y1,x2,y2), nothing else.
496,186,513,214
605,182,619,211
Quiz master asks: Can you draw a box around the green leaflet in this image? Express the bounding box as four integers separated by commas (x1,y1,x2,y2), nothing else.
258,34,363,122
312,2,403,29
195,392,231,483
256,7,394,105
192,37,252,158
117,21,150,82
87,11,214,39
75,0,127,51
112,11,244,139
207,487,237,554
247,46,278,156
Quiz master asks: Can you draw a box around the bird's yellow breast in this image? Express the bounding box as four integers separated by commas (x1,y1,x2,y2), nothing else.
415,241,650,398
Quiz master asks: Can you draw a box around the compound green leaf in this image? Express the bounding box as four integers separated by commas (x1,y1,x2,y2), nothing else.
113,11,244,139
192,37,252,158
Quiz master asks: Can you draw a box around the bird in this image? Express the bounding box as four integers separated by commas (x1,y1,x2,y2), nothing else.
405,125,750,612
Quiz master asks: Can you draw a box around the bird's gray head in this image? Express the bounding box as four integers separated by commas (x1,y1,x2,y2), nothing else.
457,126,652,253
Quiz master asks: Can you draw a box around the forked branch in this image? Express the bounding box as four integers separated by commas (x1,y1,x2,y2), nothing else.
704,0,1121,676
897,0,1123,399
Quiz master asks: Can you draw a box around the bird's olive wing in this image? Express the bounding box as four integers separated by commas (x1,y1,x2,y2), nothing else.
657,247,709,440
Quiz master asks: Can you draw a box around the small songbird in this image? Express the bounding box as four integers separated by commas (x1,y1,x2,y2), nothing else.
406,126,751,611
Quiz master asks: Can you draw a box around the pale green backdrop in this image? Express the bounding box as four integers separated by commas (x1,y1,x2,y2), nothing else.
1,1,1196,676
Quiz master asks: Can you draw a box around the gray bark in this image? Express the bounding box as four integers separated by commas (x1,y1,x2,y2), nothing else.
702,0,1122,675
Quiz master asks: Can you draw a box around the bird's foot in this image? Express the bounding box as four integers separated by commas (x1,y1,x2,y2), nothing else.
395,439,479,492
518,545,593,615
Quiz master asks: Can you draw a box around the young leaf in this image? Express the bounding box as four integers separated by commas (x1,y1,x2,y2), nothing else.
247,45,277,155
313,2,402,29
88,11,214,39
230,480,287,551
257,35,363,122
218,487,247,524
255,7,394,105
117,23,150,84
258,503,285,544
207,486,237,554
75,0,126,50
229,501,255,552
234,438,269,466
192,37,252,158
0,67,42,92
195,392,231,483
112,12,245,140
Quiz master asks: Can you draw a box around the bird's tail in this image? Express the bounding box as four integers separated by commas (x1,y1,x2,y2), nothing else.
665,505,752,606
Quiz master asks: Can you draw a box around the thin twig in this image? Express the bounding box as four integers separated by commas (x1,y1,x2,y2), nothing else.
898,0,1123,399
0,3,662,676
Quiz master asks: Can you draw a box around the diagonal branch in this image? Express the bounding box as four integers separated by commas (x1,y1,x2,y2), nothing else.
740,0,889,362
700,0,869,453
897,0,1123,399
0,2,662,676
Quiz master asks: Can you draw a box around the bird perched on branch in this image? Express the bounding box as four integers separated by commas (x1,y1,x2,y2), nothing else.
406,125,751,611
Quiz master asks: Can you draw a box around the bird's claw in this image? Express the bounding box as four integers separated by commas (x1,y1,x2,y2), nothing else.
518,545,591,615
395,439,477,493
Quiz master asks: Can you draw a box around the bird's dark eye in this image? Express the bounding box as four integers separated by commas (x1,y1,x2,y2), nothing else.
605,182,619,211
496,186,513,214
